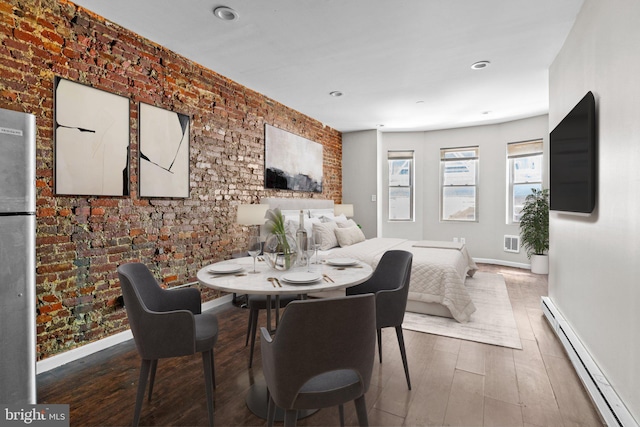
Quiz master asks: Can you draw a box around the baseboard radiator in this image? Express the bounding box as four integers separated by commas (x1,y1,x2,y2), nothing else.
541,297,638,427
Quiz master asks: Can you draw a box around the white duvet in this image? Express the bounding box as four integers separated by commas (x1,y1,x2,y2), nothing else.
326,238,478,322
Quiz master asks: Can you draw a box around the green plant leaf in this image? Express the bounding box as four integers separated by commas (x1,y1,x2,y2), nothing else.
519,188,549,258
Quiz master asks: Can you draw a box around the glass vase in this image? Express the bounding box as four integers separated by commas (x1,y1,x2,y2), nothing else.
263,233,298,271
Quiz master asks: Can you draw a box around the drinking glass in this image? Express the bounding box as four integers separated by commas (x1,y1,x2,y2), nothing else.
312,231,323,264
306,236,316,272
247,235,261,273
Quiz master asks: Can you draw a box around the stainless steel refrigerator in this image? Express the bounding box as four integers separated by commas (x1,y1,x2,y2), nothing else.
0,108,36,404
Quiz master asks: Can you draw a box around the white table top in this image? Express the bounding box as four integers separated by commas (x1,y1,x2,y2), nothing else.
197,256,373,295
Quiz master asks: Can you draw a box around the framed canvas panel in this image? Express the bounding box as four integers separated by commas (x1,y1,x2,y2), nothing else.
54,77,130,196
264,124,323,193
138,103,190,198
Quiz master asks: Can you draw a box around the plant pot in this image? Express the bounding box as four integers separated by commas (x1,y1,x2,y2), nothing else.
530,254,549,275
263,233,298,271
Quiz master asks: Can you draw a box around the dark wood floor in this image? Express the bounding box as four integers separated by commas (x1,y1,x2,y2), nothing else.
37,264,604,427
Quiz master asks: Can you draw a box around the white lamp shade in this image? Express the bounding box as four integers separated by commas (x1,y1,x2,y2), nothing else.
334,204,354,218
237,204,269,225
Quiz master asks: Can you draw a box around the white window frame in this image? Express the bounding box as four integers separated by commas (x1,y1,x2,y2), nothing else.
388,151,414,221
440,146,479,222
507,140,543,223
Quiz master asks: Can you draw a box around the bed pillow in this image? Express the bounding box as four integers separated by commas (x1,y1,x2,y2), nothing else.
319,213,348,224
312,221,339,250
285,217,320,237
336,219,358,229
335,226,366,247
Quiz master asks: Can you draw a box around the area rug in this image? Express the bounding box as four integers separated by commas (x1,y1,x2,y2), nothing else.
402,272,522,349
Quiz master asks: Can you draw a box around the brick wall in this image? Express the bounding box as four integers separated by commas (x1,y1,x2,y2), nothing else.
0,0,342,360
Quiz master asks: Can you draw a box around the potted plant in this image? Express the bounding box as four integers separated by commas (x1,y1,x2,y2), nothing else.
263,207,297,270
519,188,549,274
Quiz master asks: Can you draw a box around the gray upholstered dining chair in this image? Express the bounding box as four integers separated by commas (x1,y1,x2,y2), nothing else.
117,262,219,427
260,294,376,427
346,250,413,389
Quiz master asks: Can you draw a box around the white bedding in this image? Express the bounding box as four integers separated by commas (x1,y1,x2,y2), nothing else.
325,238,478,322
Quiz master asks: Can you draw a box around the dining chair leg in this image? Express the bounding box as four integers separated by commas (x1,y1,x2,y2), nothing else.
202,350,215,427
267,394,276,427
210,350,216,389
147,359,158,402
354,395,369,427
283,409,298,427
133,359,152,427
395,326,411,390
339,404,345,427
245,309,254,346
249,308,259,368
377,329,382,363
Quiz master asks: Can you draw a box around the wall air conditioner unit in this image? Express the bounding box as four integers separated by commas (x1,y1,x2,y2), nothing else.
504,235,520,253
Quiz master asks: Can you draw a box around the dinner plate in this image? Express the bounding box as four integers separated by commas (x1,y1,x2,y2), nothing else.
281,272,322,284
326,258,358,267
208,264,244,274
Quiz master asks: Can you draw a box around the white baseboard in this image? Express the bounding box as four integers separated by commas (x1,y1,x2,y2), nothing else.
36,294,233,375
474,258,530,270
541,297,638,427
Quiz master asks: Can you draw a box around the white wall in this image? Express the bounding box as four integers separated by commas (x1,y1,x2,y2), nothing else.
342,130,379,238
361,115,548,266
422,117,548,265
548,0,640,421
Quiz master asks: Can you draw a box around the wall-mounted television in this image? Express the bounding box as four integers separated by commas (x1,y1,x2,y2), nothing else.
549,91,597,214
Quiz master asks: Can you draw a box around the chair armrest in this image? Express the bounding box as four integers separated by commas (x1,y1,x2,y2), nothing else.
375,288,407,328
161,287,202,314
133,309,196,359
345,280,379,296
259,327,279,403
260,327,273,344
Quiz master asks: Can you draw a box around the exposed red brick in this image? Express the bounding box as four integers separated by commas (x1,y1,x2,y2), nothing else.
1,0,341,361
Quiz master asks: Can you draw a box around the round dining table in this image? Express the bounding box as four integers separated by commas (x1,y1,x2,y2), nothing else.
196,254,373,421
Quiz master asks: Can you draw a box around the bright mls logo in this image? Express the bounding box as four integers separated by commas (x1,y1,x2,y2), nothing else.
1,405,69,427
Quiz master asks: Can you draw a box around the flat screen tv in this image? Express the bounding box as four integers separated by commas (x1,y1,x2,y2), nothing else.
549,91,597,214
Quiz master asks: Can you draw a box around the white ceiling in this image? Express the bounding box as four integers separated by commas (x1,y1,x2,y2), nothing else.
71,0,584,133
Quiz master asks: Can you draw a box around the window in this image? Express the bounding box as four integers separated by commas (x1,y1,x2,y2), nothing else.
388,151,414,221
507,140,543,222
440,147,478,221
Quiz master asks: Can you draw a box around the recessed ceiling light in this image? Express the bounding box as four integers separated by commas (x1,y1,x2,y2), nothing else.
416,100,425,104
329,91,343,97
213,6,239,21
471,60,491,70
482,111,491,115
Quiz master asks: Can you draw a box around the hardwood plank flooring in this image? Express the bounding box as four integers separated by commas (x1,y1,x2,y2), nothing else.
37,264,605,426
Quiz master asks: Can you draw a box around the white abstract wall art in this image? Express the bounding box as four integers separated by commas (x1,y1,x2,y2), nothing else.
54,77,130,196
264,124,323,193
138,103,190,198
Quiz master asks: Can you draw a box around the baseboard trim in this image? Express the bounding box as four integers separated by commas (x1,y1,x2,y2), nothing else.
541,297,638,427
36,294,233,375
474,258,530,270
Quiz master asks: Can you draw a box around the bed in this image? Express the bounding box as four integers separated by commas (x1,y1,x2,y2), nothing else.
260,198,478,323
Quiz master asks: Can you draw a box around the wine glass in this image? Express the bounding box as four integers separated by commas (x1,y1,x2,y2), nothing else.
312,231,323,264
306,236,316,272
247,235,261,274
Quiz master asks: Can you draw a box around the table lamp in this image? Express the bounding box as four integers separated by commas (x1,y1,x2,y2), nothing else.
236,204,269,236
333,204,354,218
